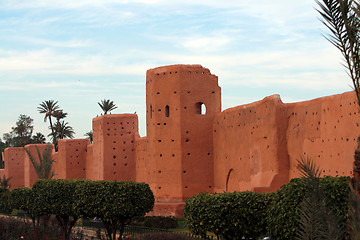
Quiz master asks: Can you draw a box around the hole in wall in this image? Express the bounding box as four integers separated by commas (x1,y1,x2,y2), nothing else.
165,105,170,117
195,102,206,115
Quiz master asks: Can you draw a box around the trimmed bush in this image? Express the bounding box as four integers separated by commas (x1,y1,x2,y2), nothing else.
74,180,154,240
184,191,273,240
32,179,84,240
267,176,350,240
0,188,11,214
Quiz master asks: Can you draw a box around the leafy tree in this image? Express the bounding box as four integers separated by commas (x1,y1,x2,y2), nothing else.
84,130,93,143
32,179,83,240
24,144,54,179
98,99,118,114
74,180,154,240
0,188,11,214
9,187,41,232
3,114,35,147
38,100,60,145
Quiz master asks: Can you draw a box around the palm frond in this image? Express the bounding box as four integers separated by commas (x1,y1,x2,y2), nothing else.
24,144,54,179
297,155,322,178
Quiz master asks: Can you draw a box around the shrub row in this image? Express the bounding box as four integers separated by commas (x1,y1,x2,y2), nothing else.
184,176,350,240
184,191,273,239
1,179,154,240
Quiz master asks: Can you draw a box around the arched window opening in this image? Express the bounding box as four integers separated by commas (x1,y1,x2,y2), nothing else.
165,105,170,117
195,102,206,115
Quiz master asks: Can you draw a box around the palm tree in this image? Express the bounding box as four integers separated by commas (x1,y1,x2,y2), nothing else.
50,121,75,142
37,100,60,143
84,130,93,144
53,110,68,123
296,156,344,240
24,144,54,179
98,99,118,114
31,132,46,144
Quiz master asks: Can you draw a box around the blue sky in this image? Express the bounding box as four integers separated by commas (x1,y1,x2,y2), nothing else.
0,0,351,139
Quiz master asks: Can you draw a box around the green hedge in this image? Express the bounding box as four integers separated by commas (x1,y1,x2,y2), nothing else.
184,191,273,240
74,180,154,240
267,176,350,240
0,188,11,214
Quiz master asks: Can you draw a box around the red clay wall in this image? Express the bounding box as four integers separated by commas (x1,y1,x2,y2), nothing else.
286,91,359,179
24,144,54,187
135,135,148,183
85,143,94,180
4,147,25,189
52,152,59,179
92,114,138,181
146,65,221,216
213,95,289,193
56,139,89,179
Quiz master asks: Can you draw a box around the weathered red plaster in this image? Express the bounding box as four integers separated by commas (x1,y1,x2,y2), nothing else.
4,147,25,189
24,144,54,187
56,139,89,179
91,114,137,181
2,65,359,216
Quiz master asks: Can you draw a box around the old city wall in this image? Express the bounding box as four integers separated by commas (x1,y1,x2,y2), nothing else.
56,139,90,179
91,114,138,181
213,95,289,193
213,91,359,193
4,147,26,189
134,135,148,183
286,91,359,179
145,65,221,216
1,64,359,216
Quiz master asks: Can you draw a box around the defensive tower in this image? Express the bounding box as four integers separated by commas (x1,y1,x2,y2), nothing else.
146,64,221,215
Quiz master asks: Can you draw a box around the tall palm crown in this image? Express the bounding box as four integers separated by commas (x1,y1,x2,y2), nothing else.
53,110,68,123
84,130,93,144
37,100,60,141
98,99,118,114
50,121,75,141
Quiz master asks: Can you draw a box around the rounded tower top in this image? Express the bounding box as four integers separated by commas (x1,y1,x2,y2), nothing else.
147,64,212,77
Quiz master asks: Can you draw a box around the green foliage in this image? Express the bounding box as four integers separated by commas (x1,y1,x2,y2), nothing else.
9,188,34,216
295,157,345,240
2,114,38,148
32,179,83,240
74,180,154,240
349,185,360,240
267,176,350,240
24,144,54,179
0,175,11,189
98,99,118,114
0,188,11,214
142,216,178,229
184,191,273,240
316,0,360,106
